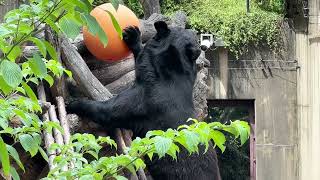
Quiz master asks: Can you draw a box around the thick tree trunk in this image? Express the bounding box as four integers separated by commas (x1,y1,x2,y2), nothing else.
45,26,69,99
193,51,210,119
139,0,161,19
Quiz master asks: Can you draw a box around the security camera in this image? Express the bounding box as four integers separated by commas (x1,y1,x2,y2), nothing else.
200,34,214,51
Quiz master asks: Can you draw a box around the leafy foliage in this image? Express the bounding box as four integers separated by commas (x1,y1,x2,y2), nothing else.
0,0,121,178
254,0,284,13
207,106,251,180
160,0,285,57
45,119,250,180
123,0,144,18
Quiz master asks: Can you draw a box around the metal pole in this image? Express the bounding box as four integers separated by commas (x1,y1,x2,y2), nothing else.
246,0,250,13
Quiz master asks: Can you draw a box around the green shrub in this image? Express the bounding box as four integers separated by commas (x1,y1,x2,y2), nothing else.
161,0,284,57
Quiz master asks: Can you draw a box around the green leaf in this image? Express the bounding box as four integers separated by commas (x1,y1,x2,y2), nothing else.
67,0,91,13
0,117,8,129
0,76,13,95
106,10,123,39
13,109,31,126
0,137,10,176
43,41,58,61
6,145,24,171
32,133,42,146
0,60,22,88
59,17,81,39
210,130,226,152
0,39,9,54
111,0,121,10
0,26,11,36
97,28,109,47
154,136,172,158
44,74,54,86
133,158,146,170
28,37,47,57
223,126,239,137
81,14,108,47
7,46,21,62
177,130,199,153
63,69,72,78
79,175,94,180
167,143,179,160
16,87,25,95
45,18,60,33
39,147,49,162
146,130,164,138
114,175,128,180
80,0,93,12
21,82,38,102
29,53,47,79
147,152,154,161
10,167,20,180
44,121,64,134
86,150,99,159
28,77,39,85
232,120,250,145
18,134,38,157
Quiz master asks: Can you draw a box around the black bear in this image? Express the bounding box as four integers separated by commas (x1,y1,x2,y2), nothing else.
67,21,221,180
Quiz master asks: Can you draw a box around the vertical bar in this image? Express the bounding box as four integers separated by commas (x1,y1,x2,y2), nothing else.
249,102,256,180
246,0,250,13
218,48,228,99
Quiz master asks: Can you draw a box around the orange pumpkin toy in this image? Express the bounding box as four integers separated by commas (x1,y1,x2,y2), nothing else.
83,3,140,62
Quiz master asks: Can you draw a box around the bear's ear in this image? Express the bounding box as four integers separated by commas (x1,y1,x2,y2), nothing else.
154,21,170,37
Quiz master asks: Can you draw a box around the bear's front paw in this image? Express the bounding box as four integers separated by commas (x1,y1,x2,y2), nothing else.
123,26,141,49
65,100,82,115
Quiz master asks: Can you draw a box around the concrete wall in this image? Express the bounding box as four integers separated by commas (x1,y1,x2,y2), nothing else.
206,26,299,180
296,0,320,179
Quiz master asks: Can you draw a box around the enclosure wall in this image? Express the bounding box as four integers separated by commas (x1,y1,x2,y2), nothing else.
296,0,320,178
206,26,299,179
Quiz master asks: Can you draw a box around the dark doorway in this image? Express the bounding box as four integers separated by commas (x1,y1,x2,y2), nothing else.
207,100,256,180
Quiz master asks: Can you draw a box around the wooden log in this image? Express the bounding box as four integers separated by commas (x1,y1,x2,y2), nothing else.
61,37,113,101
56,97,75,169
56,96,72,144
45,26,69,99
39,101,51,115
105,70,135,94
37,83,56,170
115,128,128,155
91,57,135,85
48,105,65,150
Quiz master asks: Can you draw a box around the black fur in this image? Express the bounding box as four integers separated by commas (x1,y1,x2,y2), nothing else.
67,21,220,180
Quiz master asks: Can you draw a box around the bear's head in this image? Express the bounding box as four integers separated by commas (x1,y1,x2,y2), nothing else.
150,21,201,79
